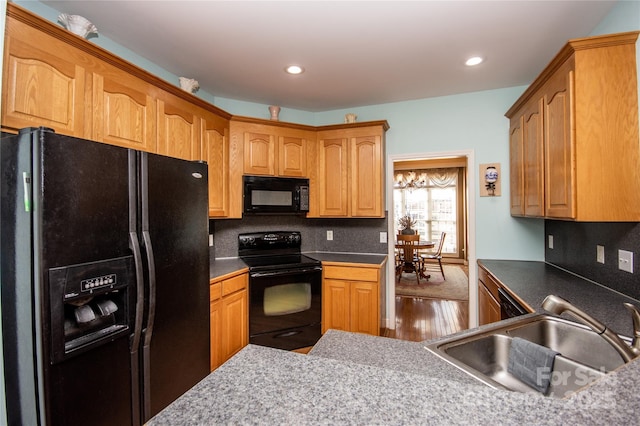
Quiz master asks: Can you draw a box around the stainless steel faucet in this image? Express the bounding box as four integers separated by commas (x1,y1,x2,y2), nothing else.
542,295,640,363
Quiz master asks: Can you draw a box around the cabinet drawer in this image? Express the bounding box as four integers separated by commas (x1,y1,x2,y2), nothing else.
210,281,222,301
222,273,247,296
324,265,378,282
478,266,500,300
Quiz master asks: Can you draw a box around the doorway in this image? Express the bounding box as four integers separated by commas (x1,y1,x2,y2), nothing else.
385,150,477,333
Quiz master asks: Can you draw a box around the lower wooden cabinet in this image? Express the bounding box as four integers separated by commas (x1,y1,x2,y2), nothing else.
478,264,501,326
210,271,248,371
322,264,380,336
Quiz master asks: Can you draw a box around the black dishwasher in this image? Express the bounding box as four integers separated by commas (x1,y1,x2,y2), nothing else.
498,287,528,319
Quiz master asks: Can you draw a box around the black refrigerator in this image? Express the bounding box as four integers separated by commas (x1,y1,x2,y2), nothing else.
1,127,210,426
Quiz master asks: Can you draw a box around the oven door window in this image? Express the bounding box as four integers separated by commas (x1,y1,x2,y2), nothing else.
250,270,321,336
264,283,311,316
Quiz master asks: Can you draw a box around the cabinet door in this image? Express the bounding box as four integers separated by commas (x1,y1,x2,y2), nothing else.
202,115,229,217
351,135,383,217
2,32,86,136
322,279,350,333
244,132,276,175
318,137,349,216
544,62,575,219
478,282,500,326
509,116,524,216
210,299,222,371
523,98,545,217
92,72,156,152
349,281,379,335
278,135,306,177
221,289,248,361
157,97,201,161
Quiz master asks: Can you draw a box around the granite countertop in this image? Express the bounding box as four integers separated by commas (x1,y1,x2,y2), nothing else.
479,259,639,337
210,252,387,280
209,257,248,280
305,251,387,267
151,259,640,424
150,330,640,425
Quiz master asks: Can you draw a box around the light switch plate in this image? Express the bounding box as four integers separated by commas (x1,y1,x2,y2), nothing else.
208,234,213,247
327,230,333,241
380,232,387,243
618,250,634,273
548,235,554,249
597,245,605,264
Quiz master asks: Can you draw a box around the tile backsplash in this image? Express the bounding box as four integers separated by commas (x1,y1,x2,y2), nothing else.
545,220,640,300
210,214,388,259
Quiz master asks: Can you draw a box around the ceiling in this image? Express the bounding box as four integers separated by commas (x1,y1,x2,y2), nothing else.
41,1,618,112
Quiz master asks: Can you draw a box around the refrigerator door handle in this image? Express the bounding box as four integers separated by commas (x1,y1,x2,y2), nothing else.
129,230,144,426
142,230,157,346
139,151,157,421
129,232,145,351
128,149,144,426
141,229,156,420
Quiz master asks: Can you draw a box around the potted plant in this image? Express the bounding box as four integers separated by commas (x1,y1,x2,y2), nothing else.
397,215,417,235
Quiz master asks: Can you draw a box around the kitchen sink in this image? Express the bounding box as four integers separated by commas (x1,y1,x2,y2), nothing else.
506,316,624,372
425,314,630,398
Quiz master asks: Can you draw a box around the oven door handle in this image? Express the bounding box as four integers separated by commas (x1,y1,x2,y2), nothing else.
250,266,322,278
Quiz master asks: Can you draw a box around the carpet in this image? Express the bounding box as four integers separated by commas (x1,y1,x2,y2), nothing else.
395,265,469,300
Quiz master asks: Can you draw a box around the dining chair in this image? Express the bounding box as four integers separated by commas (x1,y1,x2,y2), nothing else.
419,232,446,280
396,233,421,284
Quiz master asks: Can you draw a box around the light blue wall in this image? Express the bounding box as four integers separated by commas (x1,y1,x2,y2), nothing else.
314,88,545,261
214,97,315,124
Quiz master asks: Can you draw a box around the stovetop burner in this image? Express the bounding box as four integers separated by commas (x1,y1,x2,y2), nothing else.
238,231,320,272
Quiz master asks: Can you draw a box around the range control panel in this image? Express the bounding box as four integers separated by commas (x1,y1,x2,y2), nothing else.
238,231,302,256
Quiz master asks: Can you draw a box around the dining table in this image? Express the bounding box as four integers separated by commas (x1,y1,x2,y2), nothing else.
395,239,434,281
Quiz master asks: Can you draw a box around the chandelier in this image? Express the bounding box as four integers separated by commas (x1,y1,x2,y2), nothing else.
394,171,428,191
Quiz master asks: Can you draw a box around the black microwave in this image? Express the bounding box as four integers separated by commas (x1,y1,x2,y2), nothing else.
243,175,309,215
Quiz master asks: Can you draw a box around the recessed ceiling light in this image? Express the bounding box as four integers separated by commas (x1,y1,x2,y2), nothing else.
465,56,484,66
285,65,304,75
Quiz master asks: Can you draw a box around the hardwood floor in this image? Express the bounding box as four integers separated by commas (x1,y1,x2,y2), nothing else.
383,264,469,342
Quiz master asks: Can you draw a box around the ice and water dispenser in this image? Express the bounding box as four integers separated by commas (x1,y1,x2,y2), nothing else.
48,256,135,363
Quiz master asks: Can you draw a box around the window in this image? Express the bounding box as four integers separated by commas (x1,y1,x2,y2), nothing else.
393,168,461,256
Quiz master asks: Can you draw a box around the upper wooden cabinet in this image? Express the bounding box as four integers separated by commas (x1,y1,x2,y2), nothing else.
313,123,387,218
156,94,202,161
510,96,545,217
316,136,349,216
278,135,307,177
228,119,388,219
91,71,156,152
2,4,232,216
2,12,87,137
233,119,312,177
243,130,276,175
508,116,524,216
201,111,230,217
506,31,640,221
